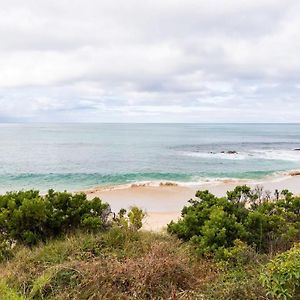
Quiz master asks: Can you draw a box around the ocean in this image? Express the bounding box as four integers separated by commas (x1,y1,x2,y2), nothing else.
0,123,300,193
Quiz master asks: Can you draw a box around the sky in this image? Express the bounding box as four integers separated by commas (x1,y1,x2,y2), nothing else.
0,0,300,123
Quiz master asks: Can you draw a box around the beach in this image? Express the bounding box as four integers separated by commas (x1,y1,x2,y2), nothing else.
1,123,300,231
85,172,300,231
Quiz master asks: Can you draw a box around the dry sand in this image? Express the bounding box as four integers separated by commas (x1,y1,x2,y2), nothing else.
85,173,300,231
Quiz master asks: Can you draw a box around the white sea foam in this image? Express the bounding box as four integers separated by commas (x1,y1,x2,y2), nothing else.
182,151,248,160
181,149,300,162
251,150,300,162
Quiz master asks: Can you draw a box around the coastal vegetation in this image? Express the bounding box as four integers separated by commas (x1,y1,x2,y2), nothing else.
0,186,300,299
0,190,110,246
168,185,300,256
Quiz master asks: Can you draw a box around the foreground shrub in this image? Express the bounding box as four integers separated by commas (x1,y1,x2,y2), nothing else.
260,243,300,299
0,190,110,246
76,242,211,299
201,238,270,300
204,266,269,300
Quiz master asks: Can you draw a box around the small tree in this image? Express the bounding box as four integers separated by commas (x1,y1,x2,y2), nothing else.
128,206,146,230
114,207,146,231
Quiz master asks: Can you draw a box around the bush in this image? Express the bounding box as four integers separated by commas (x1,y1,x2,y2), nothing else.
219,239,258,267
128,206,145,230
0,190,110,246
76,242,204,299
168,186,300,256
204,267,268,300
260,243,300,299
191,206,247,256
203,240,269,300
114,206,146,231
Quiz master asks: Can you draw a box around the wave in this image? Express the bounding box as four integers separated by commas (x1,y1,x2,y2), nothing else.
0,172,196,193
0,170,287,194
181,149,300,162
182,151,248,160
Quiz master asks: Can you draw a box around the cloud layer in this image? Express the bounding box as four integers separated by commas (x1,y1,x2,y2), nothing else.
0,0,300,122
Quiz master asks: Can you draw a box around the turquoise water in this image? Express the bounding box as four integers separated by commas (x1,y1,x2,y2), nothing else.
0,123,300,192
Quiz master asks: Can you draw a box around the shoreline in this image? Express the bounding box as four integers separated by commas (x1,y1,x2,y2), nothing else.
1,170,300,232
83,169,300,192
84,171,300,231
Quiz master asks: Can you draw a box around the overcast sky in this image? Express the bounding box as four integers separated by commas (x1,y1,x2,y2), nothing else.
0,0,300,122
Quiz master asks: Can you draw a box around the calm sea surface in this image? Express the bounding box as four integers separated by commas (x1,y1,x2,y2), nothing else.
0,123,300,192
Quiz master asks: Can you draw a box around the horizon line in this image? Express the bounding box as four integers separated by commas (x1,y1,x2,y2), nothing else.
0,122,300,125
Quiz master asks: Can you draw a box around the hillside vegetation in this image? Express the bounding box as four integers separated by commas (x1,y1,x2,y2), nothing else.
0,186,300,299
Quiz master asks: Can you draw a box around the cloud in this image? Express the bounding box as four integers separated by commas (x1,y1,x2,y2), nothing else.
0,0,299,122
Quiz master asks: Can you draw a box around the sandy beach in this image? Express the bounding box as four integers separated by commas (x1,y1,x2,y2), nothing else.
85,172,300,231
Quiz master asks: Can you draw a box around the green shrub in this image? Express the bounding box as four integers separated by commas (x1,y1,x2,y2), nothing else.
168,186,300,256
114,206,146,231
205,267,268,300
127,206,145,230
220,239,258,267
0,190,110,246
260,243,300,299
192,206,247,256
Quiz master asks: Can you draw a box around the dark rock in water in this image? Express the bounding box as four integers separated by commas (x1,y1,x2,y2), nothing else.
294,148,300,151
227,150,238,154
220,150,238,154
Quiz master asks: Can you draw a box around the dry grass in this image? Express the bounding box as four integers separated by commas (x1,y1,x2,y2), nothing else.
0,228,218,300
72,242,216,299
